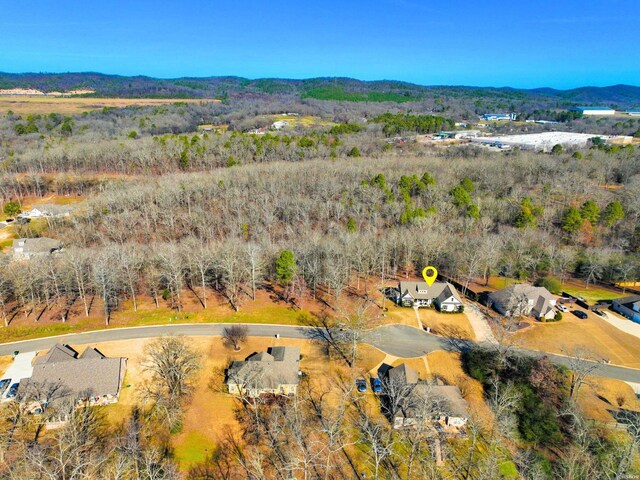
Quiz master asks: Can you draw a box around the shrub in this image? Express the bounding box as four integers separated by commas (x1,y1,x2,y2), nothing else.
347,146,361,157
535,276,562,295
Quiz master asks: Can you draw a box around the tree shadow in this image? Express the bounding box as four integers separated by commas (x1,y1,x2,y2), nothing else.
437,324,474,353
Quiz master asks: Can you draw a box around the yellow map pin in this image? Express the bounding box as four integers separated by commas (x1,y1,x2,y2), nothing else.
422,266,438,286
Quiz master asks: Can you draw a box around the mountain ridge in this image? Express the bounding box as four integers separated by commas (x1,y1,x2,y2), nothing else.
1,72,639,106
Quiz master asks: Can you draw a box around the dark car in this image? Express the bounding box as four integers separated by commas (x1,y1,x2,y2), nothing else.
6,382,19,398
0,379,10,397
356,379,367,393
573,310,588,319
593,309,606,317
372,378,382,394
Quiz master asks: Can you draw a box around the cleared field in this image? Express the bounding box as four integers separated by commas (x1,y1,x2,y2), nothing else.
0,96,219,115
272,114,334,128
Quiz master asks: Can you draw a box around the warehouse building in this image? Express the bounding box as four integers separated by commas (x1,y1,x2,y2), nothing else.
569,106,616,116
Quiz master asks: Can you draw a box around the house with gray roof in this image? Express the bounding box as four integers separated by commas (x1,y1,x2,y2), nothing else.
387,362,469,429
388,363,420,386
487,284,556,320
611,295,640,324
397,281,463,312
19,344,127,408
226,346,301,397
12,237,62,260
22,204,75,219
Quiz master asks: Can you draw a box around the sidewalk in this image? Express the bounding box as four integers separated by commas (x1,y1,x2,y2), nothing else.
464,302,497,344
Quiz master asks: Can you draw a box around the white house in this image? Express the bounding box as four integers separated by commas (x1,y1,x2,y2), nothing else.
487,284,556,320
397,281,464,312
272,120,289,130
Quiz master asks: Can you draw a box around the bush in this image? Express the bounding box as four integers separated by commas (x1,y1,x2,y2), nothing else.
347,146,361,157
463,347,499,383
554,311,563,321
535,276,562,295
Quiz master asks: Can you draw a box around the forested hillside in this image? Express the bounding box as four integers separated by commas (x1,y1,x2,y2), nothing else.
1,72,640,109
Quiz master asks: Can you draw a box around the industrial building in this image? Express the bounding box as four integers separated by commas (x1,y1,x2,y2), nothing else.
481,113,514,121
625,110,640,116
569,106,616,116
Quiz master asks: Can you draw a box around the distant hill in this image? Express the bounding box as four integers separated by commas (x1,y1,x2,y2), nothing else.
0,72,639,107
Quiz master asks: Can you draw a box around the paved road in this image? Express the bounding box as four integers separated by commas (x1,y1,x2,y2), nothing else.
1,323,639,383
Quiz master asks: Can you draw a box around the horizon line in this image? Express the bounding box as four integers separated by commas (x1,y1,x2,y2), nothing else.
1,70,639,92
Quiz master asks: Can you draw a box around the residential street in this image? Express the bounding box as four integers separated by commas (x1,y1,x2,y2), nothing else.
1,323,639,384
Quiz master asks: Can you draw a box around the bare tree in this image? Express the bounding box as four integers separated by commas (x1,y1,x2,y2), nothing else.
563,347,602,401
222,325,249,351
140,337,201,429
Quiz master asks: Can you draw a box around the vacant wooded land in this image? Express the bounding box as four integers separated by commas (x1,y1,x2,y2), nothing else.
0,84,639,478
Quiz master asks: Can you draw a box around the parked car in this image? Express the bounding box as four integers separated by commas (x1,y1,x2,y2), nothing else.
0,379,10,397
372,378,382,394
593,309,607,318
356,379,367,393
6,382,19,398
557,305,569,313
573,310,588,319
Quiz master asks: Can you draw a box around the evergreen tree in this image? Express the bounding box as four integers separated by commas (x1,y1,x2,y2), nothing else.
562,207,583,235
580,200,600,225
275,250,297,285
601,201,624,227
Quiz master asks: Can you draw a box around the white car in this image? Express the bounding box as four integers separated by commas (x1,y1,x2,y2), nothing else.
557,305,569,313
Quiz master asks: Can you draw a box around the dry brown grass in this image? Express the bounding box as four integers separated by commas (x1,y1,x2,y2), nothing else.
514,312,640,368
0,355,14,377
83,336,358,469
578,376,640,422
426,350,493,425
384,301,475,339
0,96,219,115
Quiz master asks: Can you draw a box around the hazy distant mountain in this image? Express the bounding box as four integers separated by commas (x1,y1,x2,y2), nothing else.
1,72,638,107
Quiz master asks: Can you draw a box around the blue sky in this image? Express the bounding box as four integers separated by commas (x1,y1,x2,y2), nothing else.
1,0,638,88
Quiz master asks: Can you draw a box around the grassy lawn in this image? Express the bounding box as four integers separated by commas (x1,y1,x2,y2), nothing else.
0,319,101,344
559,279,624,304
514,312,640,368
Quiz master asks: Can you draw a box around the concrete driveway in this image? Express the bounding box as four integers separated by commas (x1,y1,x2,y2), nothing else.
1,351,36,399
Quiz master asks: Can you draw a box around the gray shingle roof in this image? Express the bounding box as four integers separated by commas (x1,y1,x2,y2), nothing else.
23,344,126,400
12,237,62,255
488,284,554,310
388,363,419,385
614,295,640,307
34,343,78,364
399,281,462,303
227,347,301,390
